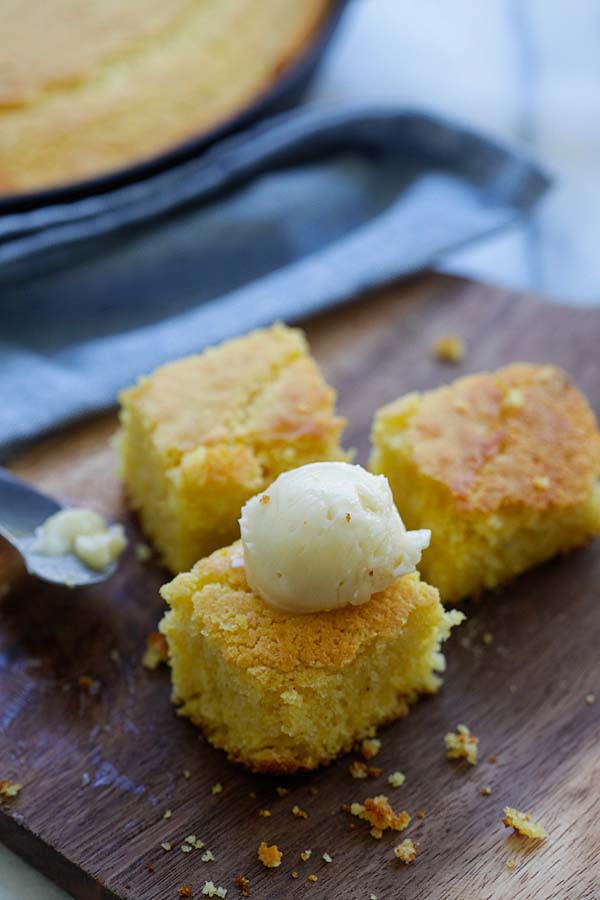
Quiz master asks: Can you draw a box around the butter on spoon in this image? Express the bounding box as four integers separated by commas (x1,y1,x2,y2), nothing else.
0,467,126,586
33,508,126,572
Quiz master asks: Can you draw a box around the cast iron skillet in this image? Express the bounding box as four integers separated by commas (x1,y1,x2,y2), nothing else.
0,0,351,213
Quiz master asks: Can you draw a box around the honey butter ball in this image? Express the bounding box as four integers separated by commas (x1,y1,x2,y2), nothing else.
240,462,430,613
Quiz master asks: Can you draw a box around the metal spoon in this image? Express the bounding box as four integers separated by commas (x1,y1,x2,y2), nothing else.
0,467,117,587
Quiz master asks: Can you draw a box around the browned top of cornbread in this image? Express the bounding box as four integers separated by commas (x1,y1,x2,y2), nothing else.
119,324,345,462
0,0,331,193
1,1,186,105
160,541,442,672
400,363,600,512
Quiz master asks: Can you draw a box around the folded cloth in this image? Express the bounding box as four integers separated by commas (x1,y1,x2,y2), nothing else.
0,106,549,459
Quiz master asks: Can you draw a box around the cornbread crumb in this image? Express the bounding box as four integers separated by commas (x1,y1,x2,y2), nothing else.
535,366,556,382
445,724,478,765
142,631,169,671
502,388,524,411
322,852,333,863
388,771,406,788
258,842,282,868
482,632,494,645
417,811,426,819
361,738,381,760
503,806,547,839
300,849,312,862
349,760,381,779
452,396,469,413
585,693,595,705
506,859,517,871
393,839,417,864
202,883,227,898
532,476,551,490
276,786,289,797
431,334,465,363
234,614,249,630
183,770,191,779
135,542,152,562
178,887,192,898
260,494,271,505
211,783,223,795
0,780,21,798
161,842,172,852
78,675,101,695
350,795,410,839
481,786,492,796
308,874,318,883
259,809,271,818
234,875,250,896
201,850,215,863
291,871,299,879
163,809,173,820
488,755,497,764
308,786,319,796
292,804,308,819
280,689,300,704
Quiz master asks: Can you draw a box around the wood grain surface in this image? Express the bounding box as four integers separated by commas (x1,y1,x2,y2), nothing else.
1,274,599,900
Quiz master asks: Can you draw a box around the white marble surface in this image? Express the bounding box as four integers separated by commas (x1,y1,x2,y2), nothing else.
1,1,598,898
311,0,600,305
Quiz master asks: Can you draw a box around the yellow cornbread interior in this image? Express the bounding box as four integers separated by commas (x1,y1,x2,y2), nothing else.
159,542,463,773
370,365,600,603
119,324,350,572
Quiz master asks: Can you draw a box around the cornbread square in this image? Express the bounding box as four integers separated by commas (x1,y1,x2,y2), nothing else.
119,325,349,572
370,363,600,603
159,541,462,773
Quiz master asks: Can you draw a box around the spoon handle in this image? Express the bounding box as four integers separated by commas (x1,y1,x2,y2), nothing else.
0,467,61,540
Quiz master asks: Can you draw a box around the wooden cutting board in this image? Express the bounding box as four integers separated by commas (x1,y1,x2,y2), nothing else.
1,274,599,900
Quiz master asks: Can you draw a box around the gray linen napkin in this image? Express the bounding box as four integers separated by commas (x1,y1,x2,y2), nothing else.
0,106,549,459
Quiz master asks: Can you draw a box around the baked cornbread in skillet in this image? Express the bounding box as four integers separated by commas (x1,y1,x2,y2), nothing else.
0,0,332,193
118,325,349,572
370,363,600,603
159,540,462,773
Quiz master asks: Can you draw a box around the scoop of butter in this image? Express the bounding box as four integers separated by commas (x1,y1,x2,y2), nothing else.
32,508,127,572
240,462,430,613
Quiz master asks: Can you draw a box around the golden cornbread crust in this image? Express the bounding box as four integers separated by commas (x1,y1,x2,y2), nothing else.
405,364,600,513
166,545,431,672
119,324,350,572
160,541,463,773
370,363,600,602
0,0,332,193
